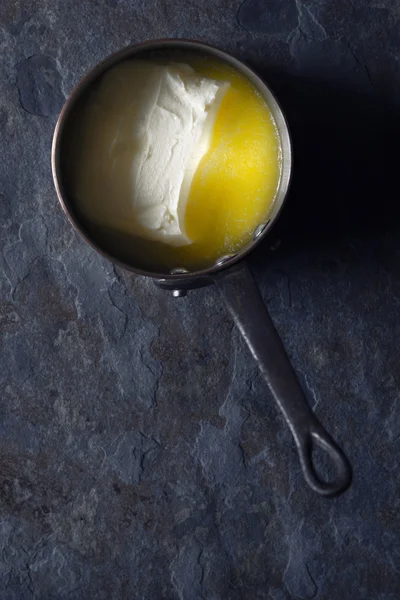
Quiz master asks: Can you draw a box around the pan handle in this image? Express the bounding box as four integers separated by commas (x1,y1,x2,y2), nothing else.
214,262,351,497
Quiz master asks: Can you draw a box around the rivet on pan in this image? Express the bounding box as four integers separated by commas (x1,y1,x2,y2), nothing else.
253,221,270,240
170,267,189,275
172,289,187,298
215,254,236,267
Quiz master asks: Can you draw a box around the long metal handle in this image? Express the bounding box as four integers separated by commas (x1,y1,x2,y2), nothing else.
215,262,351,497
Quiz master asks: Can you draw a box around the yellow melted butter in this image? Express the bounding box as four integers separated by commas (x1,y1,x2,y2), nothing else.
184,59,281,265
71,57,281,272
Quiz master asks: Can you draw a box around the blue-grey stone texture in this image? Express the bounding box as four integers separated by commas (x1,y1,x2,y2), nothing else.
1,0,400,598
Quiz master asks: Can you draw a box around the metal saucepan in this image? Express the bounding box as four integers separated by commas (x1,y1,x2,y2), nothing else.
52,39,351,496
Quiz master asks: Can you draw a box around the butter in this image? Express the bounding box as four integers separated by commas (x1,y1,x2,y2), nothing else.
72,56,281,271
74,60,229,246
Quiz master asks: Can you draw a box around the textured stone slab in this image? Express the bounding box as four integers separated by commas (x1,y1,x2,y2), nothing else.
0,1,400,598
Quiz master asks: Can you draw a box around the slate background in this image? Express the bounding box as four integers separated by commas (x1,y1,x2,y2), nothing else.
1,1,400,598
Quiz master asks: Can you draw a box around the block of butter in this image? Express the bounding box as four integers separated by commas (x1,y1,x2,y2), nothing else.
75,60,229,246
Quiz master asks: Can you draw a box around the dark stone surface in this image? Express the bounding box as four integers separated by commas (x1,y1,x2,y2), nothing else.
17,55,64,117
1,1,400,598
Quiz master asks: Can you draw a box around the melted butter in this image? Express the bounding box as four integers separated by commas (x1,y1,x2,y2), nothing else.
70,56,281,272
184,59,281,265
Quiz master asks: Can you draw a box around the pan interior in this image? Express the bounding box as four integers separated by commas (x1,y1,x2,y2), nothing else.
55,43,291,277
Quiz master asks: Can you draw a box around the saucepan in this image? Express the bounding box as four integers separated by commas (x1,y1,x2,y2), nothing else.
52,39,351,496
